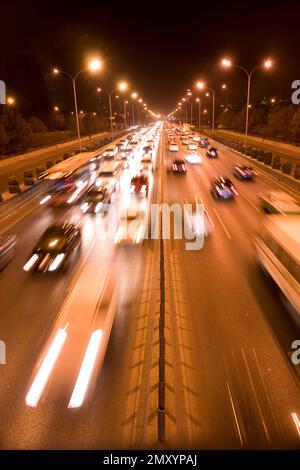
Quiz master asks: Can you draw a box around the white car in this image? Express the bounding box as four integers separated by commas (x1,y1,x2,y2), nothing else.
140,155,153,171
169,143,179,152
114,209,147,245
102,147,117,159
193,136,200,142
187,143,197,151
185,154,202,164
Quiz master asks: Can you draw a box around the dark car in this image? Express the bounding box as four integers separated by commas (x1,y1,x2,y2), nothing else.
206,146,219,158
171,159,186,174
131,174,149,196
233,165,256,181
211,177,238,200
0,234,17,270
81,183,113,214
142,145,153,155
199,138,209,148
23,222,81,273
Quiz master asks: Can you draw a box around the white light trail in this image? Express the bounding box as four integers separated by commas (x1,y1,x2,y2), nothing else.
26,328,67,407
68,329,103,408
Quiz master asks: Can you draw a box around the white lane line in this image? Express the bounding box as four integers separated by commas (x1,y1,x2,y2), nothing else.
226,380,244,447
213,208,232,240
238,192,260,213
241,348,271,443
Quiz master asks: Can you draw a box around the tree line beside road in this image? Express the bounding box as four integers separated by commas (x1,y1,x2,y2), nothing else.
216,104,300,143
0,109,107,157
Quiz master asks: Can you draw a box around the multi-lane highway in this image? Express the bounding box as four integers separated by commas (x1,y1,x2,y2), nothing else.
0,123,299,449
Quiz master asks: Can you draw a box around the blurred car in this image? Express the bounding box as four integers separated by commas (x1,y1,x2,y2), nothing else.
199,138,209,147
184,199,214,238
102,147,118,160
211,177,238,200
142,145,153,156
129,141,139,152
130,174,149,196
140,155,153,171
206,146,219,158
97,162,121,192
81,182,113,214
182,139,190,145
125,148,134,160
0,234,17,270
23,222,81,273
233,165,256,180
187,143,197,151
117,151,129,168
114,209,147,245
185,154,202,164
169,143,179,152
118,139,128,149
258,190,300,215
172,159,186,174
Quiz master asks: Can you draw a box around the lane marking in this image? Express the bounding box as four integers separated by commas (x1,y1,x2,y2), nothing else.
238,192,260,213
226,380,244,446
241,348,271,443
213,208,232,240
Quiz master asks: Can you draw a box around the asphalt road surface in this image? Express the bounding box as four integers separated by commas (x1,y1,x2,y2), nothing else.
0,127,299,449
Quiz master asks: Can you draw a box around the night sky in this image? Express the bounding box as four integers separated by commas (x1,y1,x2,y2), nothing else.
1,0,300,115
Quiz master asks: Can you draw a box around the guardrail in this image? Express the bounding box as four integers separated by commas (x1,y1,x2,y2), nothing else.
204,132,300,194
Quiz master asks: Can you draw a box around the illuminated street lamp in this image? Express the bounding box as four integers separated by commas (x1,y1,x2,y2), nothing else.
54,106,59,112
98,81,129,138
197,81,229,134
221,57,273,148
53,58,103,151
6,96,15,105
195,97,202,131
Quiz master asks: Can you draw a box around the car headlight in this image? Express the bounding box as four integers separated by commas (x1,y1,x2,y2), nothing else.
95,202,102,213
48,253,65,272
81,202,89,213
114,226,124,243
23,254,39,272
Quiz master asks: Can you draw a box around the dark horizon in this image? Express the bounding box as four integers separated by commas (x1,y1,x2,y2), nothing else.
1,0,300,115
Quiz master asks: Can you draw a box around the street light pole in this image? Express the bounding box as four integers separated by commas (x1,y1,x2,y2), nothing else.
212,90,215,134
221,58,273,150
197,98,201,131
190,102,193,126
72,77,82,151
124,100,127,128
132,103,135,126
53,60,102,152
108,92,114,140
